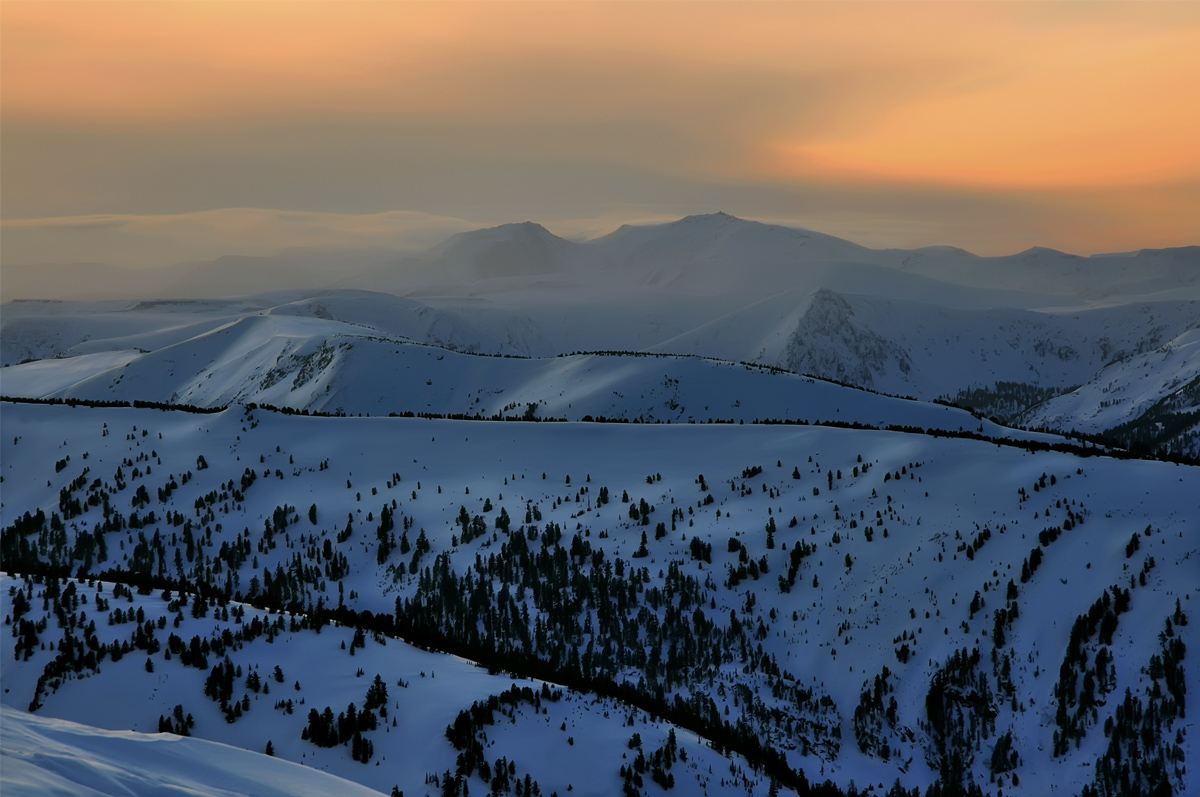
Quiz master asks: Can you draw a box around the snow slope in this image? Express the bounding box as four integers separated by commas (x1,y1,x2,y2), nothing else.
1,402,1195,796
0,571,764,797
1020,328,1200,434
1,294,1046,439
770,291,1200,400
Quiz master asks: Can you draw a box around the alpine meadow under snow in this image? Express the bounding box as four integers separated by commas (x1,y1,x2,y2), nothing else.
1,213,1197,797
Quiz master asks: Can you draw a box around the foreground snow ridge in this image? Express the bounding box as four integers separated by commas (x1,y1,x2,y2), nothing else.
0,704,384,797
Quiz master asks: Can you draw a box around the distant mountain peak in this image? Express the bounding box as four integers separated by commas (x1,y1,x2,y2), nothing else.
510,220,552,232
425,219,578,280
676,211,746,225
1017,246,1079,259
470,220,555,238
431,220,564,252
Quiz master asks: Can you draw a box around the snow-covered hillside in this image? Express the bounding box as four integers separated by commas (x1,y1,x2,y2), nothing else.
1,294,1052,441
2,401,1195,797
0,565,765,797
1019,329,1200,436
769,291,1199,400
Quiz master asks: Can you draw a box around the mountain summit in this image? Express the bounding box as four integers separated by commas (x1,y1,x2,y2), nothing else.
425,221,584,281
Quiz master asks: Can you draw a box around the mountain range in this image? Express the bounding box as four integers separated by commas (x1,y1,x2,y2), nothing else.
2,213,1196,797
4,213,1198,455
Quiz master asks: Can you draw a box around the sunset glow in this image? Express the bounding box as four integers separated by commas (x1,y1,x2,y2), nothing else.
3,1,1198,260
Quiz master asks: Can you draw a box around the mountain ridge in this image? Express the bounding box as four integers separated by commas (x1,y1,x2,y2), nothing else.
4,212,1198,454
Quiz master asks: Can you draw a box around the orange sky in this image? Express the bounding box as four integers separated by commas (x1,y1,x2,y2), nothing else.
2,1,1198,261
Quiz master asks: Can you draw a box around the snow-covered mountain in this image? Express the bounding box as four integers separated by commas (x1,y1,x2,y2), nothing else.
0,292,1052,439
1017,328,1200,454
6,210,1199,454
2,214,1197,796
893,244,1200,301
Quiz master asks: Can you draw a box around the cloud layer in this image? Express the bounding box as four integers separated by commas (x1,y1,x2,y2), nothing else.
1,209,477,269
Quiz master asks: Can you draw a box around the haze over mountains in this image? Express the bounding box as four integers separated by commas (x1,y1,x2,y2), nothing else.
4,213,1198,456
9,211,1199,303
6,1,1198,791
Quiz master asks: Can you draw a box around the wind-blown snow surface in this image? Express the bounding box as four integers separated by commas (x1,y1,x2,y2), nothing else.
1,402,1196,796
0,704,386,797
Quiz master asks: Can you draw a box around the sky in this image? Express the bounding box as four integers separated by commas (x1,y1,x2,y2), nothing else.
2,1,1198,269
